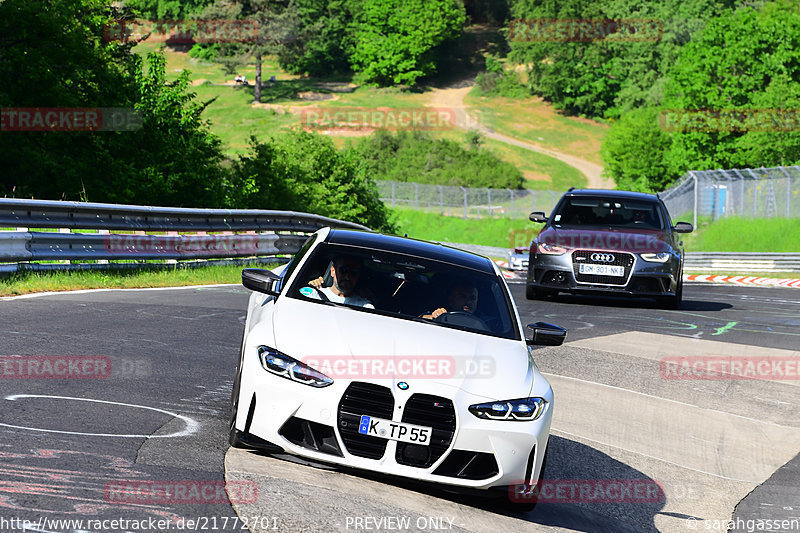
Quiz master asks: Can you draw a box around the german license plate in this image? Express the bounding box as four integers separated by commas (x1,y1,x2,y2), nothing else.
358,415,432,445
579,263,624,276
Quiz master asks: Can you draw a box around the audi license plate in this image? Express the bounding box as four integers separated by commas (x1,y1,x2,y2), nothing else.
358,415,432,445
579,263,624,276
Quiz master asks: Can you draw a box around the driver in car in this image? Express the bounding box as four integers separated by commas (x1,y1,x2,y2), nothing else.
422,281,478,320
307,255,374,309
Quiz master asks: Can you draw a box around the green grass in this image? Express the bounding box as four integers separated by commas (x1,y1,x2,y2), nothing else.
682,217,800,253
411,130,586,191
464,90,608,165
0,264,267,297
391,210,800,254
392,208,534,248
192,84,300,154
480,137,586,190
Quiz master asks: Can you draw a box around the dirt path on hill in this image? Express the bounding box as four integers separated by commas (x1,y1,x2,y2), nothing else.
427,82,613,189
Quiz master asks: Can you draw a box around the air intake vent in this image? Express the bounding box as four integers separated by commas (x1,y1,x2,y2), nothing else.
337,382,394,459
396,394,455,468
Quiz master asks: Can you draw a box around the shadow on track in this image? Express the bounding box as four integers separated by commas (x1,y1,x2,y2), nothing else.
243,435,665,532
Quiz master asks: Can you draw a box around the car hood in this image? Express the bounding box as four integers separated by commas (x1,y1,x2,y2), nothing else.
271,297,533,400
538,226,670,253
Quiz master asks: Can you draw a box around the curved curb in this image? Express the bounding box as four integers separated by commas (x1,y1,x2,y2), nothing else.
684,275,800,288
492,261,800,289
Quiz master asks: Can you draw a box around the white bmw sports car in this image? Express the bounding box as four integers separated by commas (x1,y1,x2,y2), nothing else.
230,228,565,507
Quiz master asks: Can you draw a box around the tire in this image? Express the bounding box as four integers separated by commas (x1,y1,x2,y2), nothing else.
228,368,249,448
659,277,683,309
526,285,554,301
229,407,247,448
229,327,248,448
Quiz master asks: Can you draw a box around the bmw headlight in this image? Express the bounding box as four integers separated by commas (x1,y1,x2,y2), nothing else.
639,252,671,263
257,346,333,388
537,242,567,255
469,398,547,421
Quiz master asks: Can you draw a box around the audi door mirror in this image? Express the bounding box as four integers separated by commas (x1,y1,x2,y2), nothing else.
530,212,548,223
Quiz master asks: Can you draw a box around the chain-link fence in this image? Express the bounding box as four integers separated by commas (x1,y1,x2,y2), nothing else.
659,166,800,226
376,181,566,219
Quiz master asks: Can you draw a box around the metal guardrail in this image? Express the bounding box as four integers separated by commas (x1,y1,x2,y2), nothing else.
0,198,370,272
683,252,800,273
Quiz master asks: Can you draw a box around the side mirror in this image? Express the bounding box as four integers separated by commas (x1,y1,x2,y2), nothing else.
673,222,693,233
242,268,281,296
525,322,567,346
529,211,548,223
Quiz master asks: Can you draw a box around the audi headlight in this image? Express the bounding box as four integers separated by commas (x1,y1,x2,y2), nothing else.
257,346,332,388
537,242,567,255
469,398,547,421
639,252,671,263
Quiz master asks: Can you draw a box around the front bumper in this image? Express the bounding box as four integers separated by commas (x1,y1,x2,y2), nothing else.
234,349,552,491
526,250,681,296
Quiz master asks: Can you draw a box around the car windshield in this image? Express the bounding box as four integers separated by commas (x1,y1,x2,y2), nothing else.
287,243,519,340
551,197,666,231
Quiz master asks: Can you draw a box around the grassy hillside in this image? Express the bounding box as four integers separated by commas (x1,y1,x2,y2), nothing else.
133,39,605,190
464,91,608,165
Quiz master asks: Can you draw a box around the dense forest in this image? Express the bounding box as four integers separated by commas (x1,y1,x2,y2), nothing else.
504,0,800,191
2,0,798,225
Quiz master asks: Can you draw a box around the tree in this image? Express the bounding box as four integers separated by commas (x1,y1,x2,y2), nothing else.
0,0,228,206
275,0,358,76
349,0,466,86
126,0,214,19
507,0,734,118
663,2,800,173
354,130,525,189
199,0,301,102
601,108,672,192
229,131,396,231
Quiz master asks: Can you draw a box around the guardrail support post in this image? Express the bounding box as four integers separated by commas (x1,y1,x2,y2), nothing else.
691,171,698,229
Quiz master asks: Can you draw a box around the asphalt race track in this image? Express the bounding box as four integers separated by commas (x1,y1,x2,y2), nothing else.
0,282,798,533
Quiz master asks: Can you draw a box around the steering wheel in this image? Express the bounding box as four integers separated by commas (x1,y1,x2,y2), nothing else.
435,311,488,329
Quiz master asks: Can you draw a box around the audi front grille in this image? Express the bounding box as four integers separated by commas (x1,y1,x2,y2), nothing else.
572,250,635,286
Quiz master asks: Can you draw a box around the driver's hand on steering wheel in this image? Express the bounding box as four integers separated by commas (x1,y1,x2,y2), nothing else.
308,276,324,288
422,307,447,319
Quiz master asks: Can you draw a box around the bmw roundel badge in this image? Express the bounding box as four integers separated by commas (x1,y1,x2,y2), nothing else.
397,381,409,390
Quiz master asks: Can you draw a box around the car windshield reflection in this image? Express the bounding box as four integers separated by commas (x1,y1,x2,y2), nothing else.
288,243,518,340
551,198,666,231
